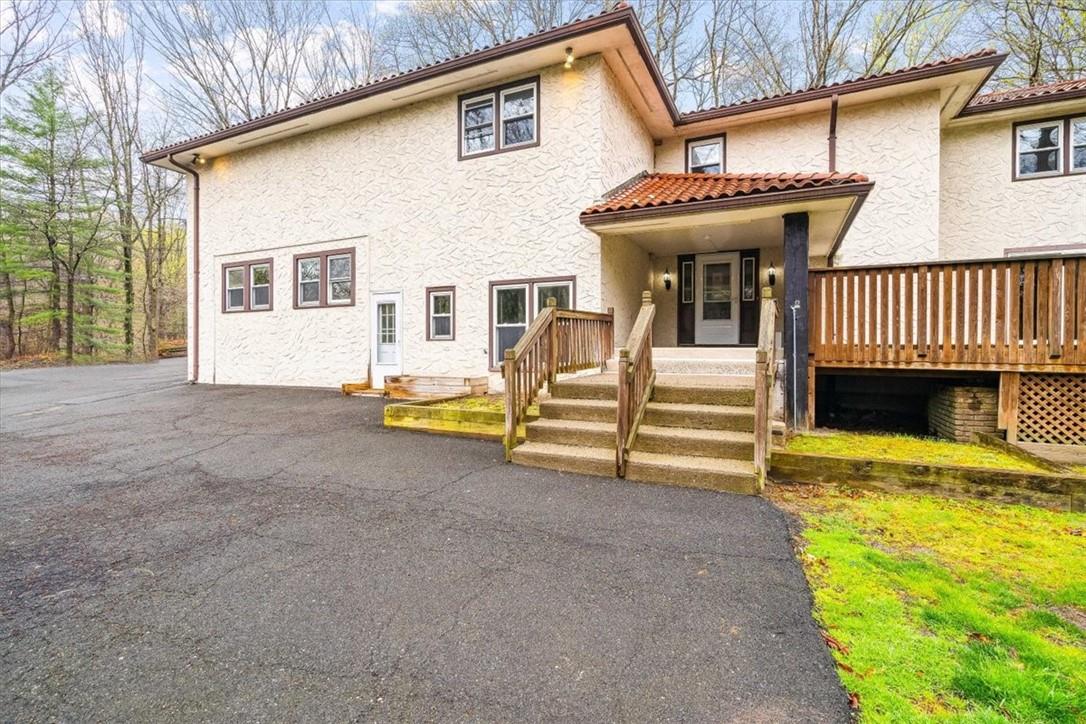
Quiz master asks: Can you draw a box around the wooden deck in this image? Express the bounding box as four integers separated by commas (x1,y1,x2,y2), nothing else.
808,255,1085,373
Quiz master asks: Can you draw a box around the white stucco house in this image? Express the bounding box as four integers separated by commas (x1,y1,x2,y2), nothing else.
142,3,1085,408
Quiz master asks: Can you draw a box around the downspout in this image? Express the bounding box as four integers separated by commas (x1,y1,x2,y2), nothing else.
827,94,839,174
167,154,200,383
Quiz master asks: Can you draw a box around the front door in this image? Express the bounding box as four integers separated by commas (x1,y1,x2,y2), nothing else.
370,292,402,389
695,252,740,345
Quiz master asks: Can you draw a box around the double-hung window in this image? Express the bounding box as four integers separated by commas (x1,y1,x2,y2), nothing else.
1014,116,1086,179
460,77,538,159
294,248,355,308
490,277,574,367
427,287,455,340
686,136,725,173
222,259,273,313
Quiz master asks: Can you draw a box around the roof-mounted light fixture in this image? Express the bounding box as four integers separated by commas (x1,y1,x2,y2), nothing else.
192,153,208,167
564,47,575,69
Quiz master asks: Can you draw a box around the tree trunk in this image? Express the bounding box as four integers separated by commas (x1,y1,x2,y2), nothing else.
121,217,133,357
48,255,62,350
64,271,75,362
0,271,15,358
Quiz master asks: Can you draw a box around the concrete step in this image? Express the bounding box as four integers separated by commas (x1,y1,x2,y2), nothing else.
653,379,754,406
526,418,616,448
625,451,759,494
634,425,754,459
510,441,615,478
644,401,755,431
654,359,757,375
538,397,616,422
551,375,618,400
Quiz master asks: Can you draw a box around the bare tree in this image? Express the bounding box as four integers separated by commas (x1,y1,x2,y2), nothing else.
0,0,71,94
859,0,967,75
973,0,1086,85
800,0,867,88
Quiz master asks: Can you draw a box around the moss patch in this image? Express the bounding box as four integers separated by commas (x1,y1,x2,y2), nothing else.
773,486,1086,722
788,432,1048,474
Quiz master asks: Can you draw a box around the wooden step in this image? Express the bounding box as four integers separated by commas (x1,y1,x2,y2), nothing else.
633,425,754,459
526,418,616,448
643,401,755,431
510,442,615,478
538,397,617,422
625,451,759,494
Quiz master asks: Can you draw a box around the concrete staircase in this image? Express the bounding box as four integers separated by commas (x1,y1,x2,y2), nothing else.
511,372,760,494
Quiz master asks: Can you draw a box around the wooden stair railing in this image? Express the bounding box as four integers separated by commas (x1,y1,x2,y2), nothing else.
503,300,614,459
753,287,779,487
616,291,656,477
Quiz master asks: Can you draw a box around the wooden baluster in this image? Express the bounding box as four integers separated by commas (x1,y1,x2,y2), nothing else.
1049,258,1063,359
916,265,928,358
616,347,630,477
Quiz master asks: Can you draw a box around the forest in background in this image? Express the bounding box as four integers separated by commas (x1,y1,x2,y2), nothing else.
1,0,1082,365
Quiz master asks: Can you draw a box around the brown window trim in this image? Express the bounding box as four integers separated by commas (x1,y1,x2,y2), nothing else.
1011,114,1086,182
425,286,456,341
487,275,576,370
221,258,274,313
292,247,356,309
684,133,726,173
458,76,541,161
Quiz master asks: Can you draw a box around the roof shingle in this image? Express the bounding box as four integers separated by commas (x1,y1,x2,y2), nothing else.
581,172,871,217
966,77,1086,109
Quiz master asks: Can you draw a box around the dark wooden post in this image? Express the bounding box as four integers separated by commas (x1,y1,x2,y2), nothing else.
783,212,810,430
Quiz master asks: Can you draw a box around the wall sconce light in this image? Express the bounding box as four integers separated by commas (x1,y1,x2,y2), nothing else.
564,47,575,69
192,153,208,167
767,262,777,287
663,267,672,291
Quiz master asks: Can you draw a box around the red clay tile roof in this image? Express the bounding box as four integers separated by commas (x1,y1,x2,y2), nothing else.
681,49,1002,120
964,77,1086,112
581,172,871,218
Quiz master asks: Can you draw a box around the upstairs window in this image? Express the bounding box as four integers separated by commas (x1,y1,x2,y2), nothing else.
686,136,725,174
222,259,273,313
459,77,538,159
1014,116,1085,179
294,248,355,308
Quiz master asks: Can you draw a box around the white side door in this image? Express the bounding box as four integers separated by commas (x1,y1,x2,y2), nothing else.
694,252,740,345
370,292,402,389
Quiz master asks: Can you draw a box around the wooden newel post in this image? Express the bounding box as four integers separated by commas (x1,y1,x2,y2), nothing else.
605,306,614,371
616,347,630,476
642,290,652,306
547,298,559,383
503,348,517,460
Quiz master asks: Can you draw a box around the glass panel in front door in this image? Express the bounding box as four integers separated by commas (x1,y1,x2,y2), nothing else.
377,302,397,363
702,262,732,320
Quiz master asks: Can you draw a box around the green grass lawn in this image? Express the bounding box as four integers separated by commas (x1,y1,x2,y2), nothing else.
787,431,1050,473
773,486,1086,723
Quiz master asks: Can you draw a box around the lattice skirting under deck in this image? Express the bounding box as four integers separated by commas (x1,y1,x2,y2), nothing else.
1017,373,1086,445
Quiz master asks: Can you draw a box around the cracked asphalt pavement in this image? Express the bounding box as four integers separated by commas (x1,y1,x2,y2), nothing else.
1,359,849,722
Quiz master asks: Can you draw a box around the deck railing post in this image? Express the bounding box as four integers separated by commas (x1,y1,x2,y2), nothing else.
546,299,559,382
503,349,517,460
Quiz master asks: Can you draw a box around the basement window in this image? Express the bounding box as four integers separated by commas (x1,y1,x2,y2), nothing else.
427,287,455,340
294,248,355,308
222,259,273,313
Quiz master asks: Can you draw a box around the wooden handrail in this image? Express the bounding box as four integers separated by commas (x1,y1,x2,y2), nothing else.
503,300,614,459
753,287,779,487
616,291,656,477
809,255,1085,371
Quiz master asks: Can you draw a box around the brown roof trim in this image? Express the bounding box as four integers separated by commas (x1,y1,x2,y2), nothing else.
579,181,874,227
141,4,677,163
677,51,1006,126
958,84,1086,116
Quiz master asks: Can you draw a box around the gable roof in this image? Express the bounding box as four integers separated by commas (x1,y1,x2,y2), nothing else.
679,49,1004,125
580,172,871,222
959,77,1086,115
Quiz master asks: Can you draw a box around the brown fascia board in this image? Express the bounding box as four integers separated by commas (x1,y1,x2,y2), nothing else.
956,85,1086,116
579,182,875,227
140,5,678,163
677,53,1008,126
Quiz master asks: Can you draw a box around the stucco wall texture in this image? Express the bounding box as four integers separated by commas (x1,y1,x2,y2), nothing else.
187,56,655,388
940,120,1086,259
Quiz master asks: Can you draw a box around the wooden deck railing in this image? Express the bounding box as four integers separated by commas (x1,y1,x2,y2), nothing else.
810,255,1086,371
502,301,614,459
753,287,779,487
616,291,656,477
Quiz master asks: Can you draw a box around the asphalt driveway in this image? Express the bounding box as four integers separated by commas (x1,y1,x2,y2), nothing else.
1,360,848,722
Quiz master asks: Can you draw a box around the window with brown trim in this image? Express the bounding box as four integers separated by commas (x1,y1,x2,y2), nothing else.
459,77,539,160
1014,115,1086,180
488,275,574,367
293,248,355,308
426,287,455,340
222,259,273,313
686,135,725,173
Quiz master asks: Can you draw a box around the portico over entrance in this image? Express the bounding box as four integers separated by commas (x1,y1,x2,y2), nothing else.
582,171,873,428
